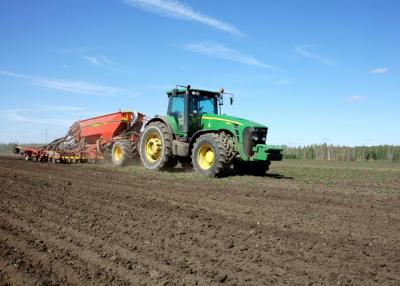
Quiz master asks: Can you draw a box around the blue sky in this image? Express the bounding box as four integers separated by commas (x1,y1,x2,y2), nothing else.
0,0,399,146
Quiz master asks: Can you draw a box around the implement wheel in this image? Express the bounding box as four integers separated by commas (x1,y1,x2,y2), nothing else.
192,133,230,177
139,122,175,170
111,140,132,167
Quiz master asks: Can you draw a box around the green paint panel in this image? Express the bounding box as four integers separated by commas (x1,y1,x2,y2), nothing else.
200,114,266,130
199,114,274,160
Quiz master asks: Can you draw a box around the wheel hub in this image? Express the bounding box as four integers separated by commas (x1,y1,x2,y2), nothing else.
114,145,122,161
145,134,162,162
197,144,214,170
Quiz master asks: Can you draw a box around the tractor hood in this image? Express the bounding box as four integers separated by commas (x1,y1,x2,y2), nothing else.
201,114,267,129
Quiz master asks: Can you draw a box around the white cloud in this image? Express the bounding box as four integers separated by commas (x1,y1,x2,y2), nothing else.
182,42,283,71
33,104,85,112
32,78,127,96
80,55,101,65
295,45,336,66
0,69,136,96
0,70,30,79
123,0,243,36
80,54,119,70
349,95,362,101
60,49,120,70
370,67,388,74
276,78,292,85
3,109,74,126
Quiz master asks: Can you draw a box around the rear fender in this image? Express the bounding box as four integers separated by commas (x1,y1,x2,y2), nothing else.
144,117,174,134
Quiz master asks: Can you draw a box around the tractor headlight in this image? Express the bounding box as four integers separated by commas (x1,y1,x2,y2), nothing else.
252,134,259,141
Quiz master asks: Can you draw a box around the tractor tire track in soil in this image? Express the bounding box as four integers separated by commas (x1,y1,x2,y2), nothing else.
0,156,399,285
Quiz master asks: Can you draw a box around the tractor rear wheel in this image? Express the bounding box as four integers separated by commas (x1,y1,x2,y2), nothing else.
139,122,175,170
111,140,132,167
192,133,230,177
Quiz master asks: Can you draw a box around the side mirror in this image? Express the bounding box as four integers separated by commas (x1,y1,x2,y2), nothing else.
230,96,234,105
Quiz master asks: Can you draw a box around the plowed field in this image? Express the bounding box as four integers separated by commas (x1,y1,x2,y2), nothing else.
1,156,399,285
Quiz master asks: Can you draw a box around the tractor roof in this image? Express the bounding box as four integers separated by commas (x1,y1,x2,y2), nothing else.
166,87,221,97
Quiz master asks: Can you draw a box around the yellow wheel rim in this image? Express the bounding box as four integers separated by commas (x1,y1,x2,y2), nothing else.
114,145,122,161
197,144,214,170
145,132,162,162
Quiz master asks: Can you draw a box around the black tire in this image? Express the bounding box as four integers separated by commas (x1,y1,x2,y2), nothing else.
139,122,174,170
234,160,270,176
111,140,132,167
220,131,235,164
192,133,230,177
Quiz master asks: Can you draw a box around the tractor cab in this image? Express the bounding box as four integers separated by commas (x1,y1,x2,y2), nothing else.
166,86,223,140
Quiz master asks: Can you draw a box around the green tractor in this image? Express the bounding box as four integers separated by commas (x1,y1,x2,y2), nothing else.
139,85,282,177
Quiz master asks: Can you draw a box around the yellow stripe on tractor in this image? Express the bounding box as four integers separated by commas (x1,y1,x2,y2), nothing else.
202,116,244,126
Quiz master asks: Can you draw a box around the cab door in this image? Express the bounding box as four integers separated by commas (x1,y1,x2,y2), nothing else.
189,96,217,135
167,95,185,134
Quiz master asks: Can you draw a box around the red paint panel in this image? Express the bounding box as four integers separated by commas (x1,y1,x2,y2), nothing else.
79,111,132,144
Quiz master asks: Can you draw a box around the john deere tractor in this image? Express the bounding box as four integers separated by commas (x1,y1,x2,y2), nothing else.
139,85,282,177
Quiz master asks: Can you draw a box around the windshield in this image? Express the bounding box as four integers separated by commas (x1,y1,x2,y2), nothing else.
191,96,217,115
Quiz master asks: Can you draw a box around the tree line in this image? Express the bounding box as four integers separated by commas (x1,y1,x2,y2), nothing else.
283,144,400,161
2,142,400,162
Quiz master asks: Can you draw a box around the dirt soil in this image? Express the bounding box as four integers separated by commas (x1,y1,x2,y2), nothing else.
0,156,399,285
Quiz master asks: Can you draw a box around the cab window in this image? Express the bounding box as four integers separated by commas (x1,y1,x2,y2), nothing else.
168,95,184,129
192,96,217,115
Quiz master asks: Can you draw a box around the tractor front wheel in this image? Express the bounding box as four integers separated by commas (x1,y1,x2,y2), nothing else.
192,133,230,177
111,140,132,167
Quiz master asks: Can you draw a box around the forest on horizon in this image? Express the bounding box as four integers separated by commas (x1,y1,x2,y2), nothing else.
283,144,400,161
1,142,400,162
